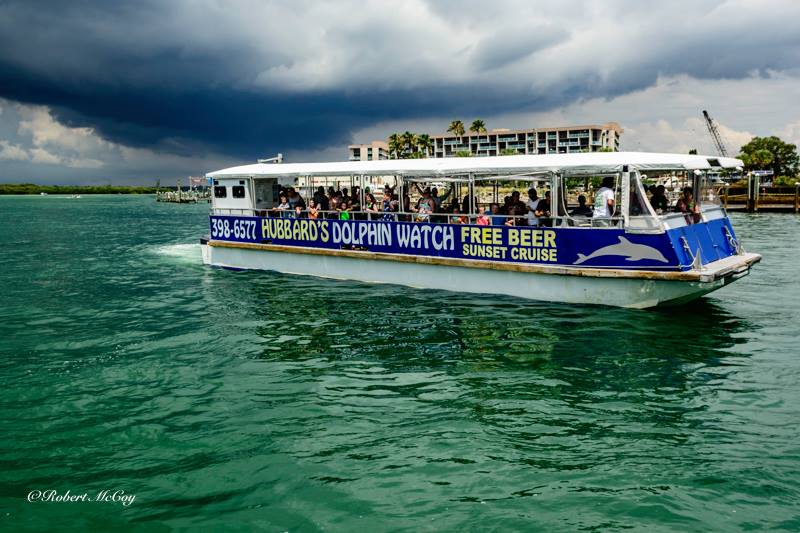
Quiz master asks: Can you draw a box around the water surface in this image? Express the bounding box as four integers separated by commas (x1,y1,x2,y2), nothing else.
1,195,798,531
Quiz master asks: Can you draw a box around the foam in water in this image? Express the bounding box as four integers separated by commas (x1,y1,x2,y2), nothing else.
153,243,201,262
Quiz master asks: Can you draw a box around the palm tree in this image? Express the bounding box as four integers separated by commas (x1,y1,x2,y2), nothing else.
388,133,402,159
401,131,416,157
416,134,433,157
469,119,486,134
447,120,465,138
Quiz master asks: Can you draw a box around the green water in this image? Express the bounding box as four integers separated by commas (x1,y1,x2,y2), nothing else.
1,195,799,532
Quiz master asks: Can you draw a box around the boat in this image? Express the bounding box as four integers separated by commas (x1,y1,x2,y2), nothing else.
200,152,760,308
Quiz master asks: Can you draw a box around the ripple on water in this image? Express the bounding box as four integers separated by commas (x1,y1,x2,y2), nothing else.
1,199,799,531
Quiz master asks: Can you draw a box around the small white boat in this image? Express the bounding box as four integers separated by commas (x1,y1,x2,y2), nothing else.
200,152,759,308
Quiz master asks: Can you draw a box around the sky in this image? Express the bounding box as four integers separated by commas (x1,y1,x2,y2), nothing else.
0,0,799,184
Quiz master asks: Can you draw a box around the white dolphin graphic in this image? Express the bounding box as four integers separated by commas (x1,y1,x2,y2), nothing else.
574,236,669,265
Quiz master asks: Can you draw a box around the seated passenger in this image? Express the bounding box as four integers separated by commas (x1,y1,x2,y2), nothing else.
569,195,593,217
534,191,552,227
675,186,701,224
650,185,668,213
476,210,491,225
488,203,504,226
504,206,525,226
449,204,468,224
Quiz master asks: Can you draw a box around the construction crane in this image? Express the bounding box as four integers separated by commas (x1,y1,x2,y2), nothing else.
702,110,729,157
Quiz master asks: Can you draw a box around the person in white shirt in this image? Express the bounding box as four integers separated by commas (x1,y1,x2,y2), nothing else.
526,188,540,226
593,177,616,220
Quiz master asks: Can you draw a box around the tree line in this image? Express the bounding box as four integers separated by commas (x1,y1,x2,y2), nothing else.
388,119,493,159
0,184,161,195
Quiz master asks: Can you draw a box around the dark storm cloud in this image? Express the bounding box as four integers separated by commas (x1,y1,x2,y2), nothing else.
0,0,799,160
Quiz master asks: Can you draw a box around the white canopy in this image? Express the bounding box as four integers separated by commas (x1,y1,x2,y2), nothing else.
206,152,743,179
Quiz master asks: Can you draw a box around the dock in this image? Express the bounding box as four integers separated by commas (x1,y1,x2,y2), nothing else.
156,190,210,203
722,182,800,213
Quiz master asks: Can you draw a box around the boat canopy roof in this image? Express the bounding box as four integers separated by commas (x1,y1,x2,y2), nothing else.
206,152,743,179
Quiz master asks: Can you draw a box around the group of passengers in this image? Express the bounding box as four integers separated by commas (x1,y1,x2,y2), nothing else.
271,178,703,225
274,185,400,221
588,177,702,223
646,184,700,223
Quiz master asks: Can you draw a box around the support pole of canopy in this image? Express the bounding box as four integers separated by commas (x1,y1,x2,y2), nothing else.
468,173,475,217
621,167,630,227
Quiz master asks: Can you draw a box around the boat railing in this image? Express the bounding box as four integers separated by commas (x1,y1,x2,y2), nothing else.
215,207,631,228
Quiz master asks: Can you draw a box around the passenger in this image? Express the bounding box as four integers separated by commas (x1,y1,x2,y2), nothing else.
461,194,478,214
504,206,520,226
476,210,491,225
275,193,291,218
400,192,412,222
313,186,329,211
381,189,397,221
287,188,304,209
510,191,527,213
432,186,452,212
350,189,361,217
449,204,468,224
650,185,669,214
593,177,616,221
569,195,593,217
364,193,379,219
292,205,305,219
416,190,435,222
338,199,351,220
675,186,701,224
329,194,340,218
525,188,540,226
497,196,513,215
534,191,552,227
489,203,504,226
308,199,319,219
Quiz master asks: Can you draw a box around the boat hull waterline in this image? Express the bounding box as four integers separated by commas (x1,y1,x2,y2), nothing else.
202,240,760,309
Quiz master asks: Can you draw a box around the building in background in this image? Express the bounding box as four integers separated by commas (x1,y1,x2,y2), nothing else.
348,141,390,161
429,123,623,158
350,122,623,160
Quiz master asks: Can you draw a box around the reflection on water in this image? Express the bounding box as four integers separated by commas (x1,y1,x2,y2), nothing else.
1,198,799,532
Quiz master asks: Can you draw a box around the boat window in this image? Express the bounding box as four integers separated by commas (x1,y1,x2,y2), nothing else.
554,174,623,228
214,186,227,198
625,172,661,231
699,173,723,209
232,185,246,199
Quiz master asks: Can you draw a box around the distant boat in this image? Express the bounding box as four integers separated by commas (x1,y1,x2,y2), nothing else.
39,192,47,196
71,195,81,199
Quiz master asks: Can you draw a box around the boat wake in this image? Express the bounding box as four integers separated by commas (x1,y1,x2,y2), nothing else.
152,243,202,263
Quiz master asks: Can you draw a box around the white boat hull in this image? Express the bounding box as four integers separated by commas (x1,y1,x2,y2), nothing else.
201,242,756,309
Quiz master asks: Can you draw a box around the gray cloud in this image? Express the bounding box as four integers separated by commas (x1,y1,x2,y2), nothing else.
0,0,799,182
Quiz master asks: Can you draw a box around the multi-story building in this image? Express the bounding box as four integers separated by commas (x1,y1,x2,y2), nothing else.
428,123,622,158
348,141,390,161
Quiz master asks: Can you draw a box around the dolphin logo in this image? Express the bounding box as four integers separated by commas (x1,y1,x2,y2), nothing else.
574,236,669,265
